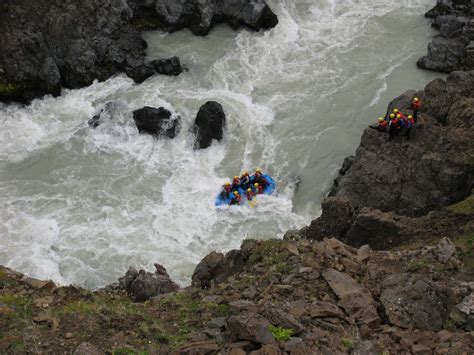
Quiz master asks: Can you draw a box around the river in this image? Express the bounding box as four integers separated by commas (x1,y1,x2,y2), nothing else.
0,0,440,288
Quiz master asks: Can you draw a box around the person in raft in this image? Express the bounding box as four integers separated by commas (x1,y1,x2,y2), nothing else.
240,171,251,190
245,188,255,201
253,183,263,195
251,168,268,188
230,190,242,205
369,117,388,132
220,182,232,200
231,176,241,192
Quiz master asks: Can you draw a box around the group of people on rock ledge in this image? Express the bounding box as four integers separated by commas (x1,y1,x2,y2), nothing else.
369,97,422,141
220,168,269,205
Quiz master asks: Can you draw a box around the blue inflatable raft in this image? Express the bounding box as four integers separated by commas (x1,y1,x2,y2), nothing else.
215,174,276,207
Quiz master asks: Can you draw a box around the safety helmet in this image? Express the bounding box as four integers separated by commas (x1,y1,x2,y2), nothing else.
393,109,399,114
378,117,384,123
396,114,401,118
408,115,413,119
233,191,239,195
224,182,231,186
413,97,419,102
242,171,249,176
254,183,259,187
247,188,252,192
389,113,395,119
233,176,239,180
255,168,262,173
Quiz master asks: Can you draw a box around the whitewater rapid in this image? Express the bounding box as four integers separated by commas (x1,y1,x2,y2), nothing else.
0,0,440,288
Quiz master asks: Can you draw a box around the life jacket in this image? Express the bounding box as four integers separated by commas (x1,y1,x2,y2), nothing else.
254,174,267,186
240,175,250,189
378,120,388,130
245,190,254,200
408,117,415,125
397,112,406,120
230,195,241,205
220,190,230,200
390,118,399,128
412,101,421,111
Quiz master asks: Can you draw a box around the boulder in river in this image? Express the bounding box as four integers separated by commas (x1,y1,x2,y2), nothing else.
192,101,226,149
132,106,181,138
151,57,184,76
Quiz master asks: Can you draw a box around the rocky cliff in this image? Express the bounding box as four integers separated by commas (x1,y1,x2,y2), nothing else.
0,0,277,103
418,0,474,73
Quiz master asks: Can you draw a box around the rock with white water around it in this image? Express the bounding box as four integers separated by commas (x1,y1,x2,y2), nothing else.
151,56,184,76
192,101,226,149
132,106,181,138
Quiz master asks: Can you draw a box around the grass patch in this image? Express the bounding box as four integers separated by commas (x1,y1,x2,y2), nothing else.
455,234,474,270
58,300,97,315
268,325,293,341
405,257,429,272
340,337,353,350
447,195,474,215
0,294,32,319
0,80,17,96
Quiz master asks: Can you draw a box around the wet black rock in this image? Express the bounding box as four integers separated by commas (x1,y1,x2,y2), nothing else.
418,0,474,73
192,101,226,149
132,106,181,138
130,0,278,36
151,57,184,76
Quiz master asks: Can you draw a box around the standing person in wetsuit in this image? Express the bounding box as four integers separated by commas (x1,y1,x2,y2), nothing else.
388,113,400,141
412,97,421,122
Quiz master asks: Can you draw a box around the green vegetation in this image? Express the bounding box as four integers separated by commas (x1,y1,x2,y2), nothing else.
405,257,429,272
0,80,17,96
340,337,353,350
447,195,474,215
455,233,474,270
268,325,293,341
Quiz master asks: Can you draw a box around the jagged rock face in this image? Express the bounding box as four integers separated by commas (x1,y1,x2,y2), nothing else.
380,273,454,331
330,71,474,217
419,0,474,73
0,0,147,102
0,0,277,103
132,106,181,138
130,0,278,35
192,101,227,149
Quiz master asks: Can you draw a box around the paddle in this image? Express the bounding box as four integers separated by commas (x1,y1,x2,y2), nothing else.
248,197,257,208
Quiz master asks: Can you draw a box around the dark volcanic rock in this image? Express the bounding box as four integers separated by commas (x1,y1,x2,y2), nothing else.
192,248,248,288
329,72,474,217
130,0,278,36
151,57,184,76
380,273,454,331
132,106,181,138
0,0,277,103
193,101,226,149
299,197,355,240
419,0,474,73
0,0,147,102
129,264,179,302
227,312,275,345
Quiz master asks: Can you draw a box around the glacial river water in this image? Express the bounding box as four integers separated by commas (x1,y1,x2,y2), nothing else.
0,0,441,288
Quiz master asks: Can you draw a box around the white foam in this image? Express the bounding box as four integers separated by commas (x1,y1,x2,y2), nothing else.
0,0,440,288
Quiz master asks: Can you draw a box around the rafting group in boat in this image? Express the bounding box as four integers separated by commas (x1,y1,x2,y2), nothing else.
216,168,276,207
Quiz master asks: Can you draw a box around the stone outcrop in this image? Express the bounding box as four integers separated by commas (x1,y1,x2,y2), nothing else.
114,264,179,302
0,0,277,103
129,0,278,36
192,101,227,149
329,71,474,217
418,0,474,73
132,106,181,138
